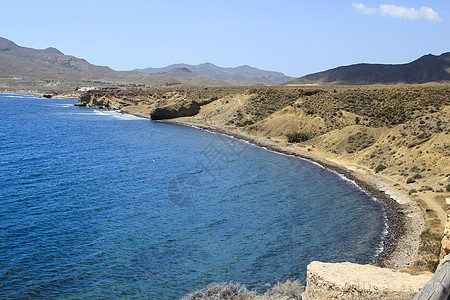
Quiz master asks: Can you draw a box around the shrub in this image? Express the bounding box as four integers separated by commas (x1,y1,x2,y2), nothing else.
419,186,434,192
182,280,304,300
262,280,303,299
286,132,311,143
181,282,254,300
236,120,254,127
418,229,442,272
407,177,416,184
374,164,387,173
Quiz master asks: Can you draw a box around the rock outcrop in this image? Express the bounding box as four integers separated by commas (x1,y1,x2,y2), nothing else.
77,93,92,106
303,261,433,299
150,101,200,120
439,198,450,265
77,87,234,120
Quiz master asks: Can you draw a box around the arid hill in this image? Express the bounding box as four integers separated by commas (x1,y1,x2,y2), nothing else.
0,37,179,92
288,53,450,85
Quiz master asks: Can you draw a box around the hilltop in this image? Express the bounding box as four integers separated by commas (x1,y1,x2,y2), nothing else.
288,53,450,85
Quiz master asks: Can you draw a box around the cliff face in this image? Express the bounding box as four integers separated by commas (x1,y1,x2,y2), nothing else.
151,101,200,120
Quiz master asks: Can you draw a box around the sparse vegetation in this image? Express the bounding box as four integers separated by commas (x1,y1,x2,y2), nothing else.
236,120,255,127
417,229,442,272
374,164,387,173
407,177,416,184
346,132,375,153
181,282,254,300
181,280,304,300
286,132,311,143
258,280,303,300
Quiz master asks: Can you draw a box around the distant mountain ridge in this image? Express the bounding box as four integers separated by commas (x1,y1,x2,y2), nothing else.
288,53,450,85
162,67,232,86
136,62,294,85
0,37,179,91
0,39,63,55
0,37,293,91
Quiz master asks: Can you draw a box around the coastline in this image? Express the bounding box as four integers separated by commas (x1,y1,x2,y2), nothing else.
156,117,425,269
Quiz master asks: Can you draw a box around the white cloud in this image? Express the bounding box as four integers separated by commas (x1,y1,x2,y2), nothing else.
380,4,420,20
353,3,442,22
352,2,377,15
419,6,442,22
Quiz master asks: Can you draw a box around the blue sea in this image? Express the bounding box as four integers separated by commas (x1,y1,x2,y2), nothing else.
0,94,387,299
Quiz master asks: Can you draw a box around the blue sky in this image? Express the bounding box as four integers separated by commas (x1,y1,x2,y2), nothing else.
0,0,448,77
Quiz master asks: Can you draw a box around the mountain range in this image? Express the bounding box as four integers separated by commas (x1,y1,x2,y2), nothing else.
0,37,181,91
0,36,449,92
0,37,293,91
136,63,294,85
288,52,450,85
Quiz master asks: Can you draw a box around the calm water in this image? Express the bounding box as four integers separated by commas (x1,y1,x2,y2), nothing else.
0,94,387,299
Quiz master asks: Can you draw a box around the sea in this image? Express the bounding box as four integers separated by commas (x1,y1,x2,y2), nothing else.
0,94,387,299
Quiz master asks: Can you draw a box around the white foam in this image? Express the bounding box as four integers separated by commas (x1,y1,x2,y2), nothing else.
0,94,38,99
372,208,389,262
91,110,145,120
114,113,147,120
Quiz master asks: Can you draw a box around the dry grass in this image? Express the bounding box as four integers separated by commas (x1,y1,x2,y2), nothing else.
181,280,304,300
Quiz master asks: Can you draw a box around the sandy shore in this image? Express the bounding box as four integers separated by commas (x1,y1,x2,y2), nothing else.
158,118,425,270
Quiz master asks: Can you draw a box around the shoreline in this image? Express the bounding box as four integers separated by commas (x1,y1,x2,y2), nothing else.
156,117,424,269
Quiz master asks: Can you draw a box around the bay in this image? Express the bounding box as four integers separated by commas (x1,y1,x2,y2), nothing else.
0,94,386,299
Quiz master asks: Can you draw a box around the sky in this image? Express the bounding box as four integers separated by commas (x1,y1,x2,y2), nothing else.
0,0,449,77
